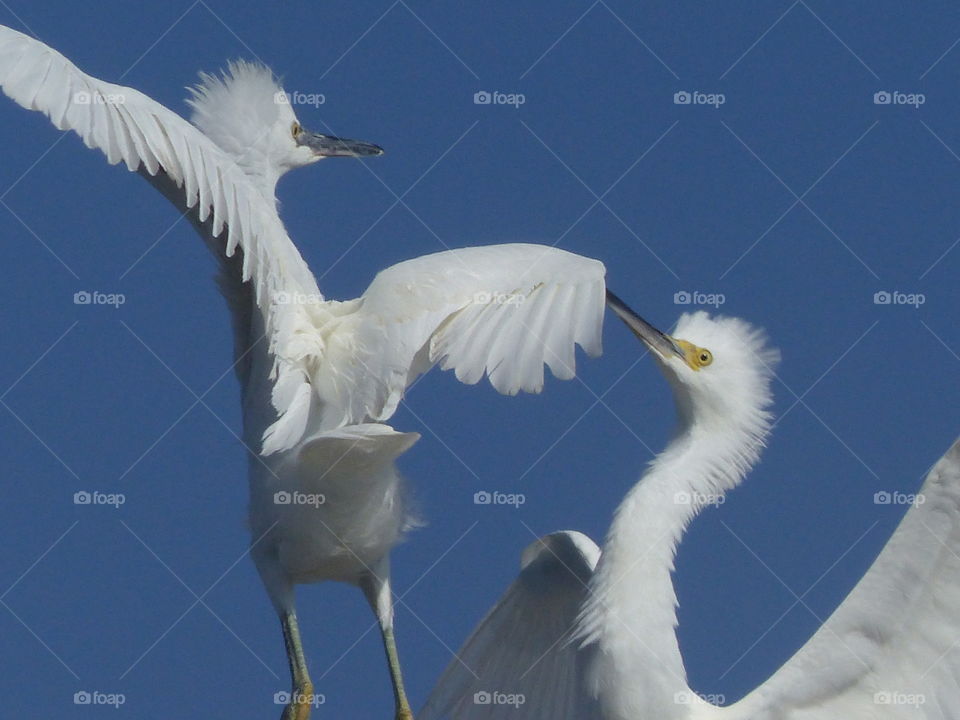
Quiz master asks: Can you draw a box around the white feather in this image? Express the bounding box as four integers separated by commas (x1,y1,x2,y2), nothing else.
420,532,603,720
308,244,607,441
0,24,322,452
0,26,613,719
424,311,960,720
0,26,608,456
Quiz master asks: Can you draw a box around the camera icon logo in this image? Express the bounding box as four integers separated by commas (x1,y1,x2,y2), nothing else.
74,291,92,305
274,491,292,505
474,691,492,705
274,691,291,705
474,91,492,105
473,491,492,505
73,91,92,105
873,491,891,505
74,691,92,705
673,290,691,304
873,91,891,105
873,291,891,305
74,491,92,505
673,91,691,105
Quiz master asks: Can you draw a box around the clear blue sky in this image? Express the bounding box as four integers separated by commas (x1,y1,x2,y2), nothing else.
1,2,958,717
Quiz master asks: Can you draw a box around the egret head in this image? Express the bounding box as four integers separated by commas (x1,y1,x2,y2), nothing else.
607,292,778,434
186,60,382,186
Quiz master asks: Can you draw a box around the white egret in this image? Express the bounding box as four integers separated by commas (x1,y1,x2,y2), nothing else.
422,291,960,720
0,25,608,720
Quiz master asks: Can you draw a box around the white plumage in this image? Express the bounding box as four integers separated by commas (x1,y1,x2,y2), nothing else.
310,244,604,436
421,531,602,720
0,24,607,720
422,300,960,720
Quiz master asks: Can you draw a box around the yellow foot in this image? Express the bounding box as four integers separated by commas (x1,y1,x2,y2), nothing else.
396,707,414,720
280,681,315,720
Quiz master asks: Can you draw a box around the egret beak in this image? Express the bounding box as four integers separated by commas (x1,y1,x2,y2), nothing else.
606,290,685,361
297,131,384,157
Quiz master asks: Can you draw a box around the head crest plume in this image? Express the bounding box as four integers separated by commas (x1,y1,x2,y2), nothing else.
186,60,295,157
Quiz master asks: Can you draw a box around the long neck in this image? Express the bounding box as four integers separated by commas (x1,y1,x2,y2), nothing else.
579,413,766,719
234,151,282,211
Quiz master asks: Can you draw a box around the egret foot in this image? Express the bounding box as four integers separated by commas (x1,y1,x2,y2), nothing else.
280,679,314,720
279,611,314,720
396,707,414,720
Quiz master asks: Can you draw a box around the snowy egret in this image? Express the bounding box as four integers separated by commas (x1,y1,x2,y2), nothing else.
0,25,608,720
421,291,960,720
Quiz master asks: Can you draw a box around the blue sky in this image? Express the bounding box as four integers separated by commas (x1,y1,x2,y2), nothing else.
1,1,958,717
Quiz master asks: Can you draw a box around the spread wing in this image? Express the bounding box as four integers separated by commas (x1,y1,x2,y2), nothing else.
420,531,603,720
0,24,322,451
298,243,605,443
0,26,608,458
721,437,960,720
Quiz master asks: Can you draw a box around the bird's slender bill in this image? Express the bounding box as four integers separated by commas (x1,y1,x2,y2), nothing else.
606,290,684,360
297,131,384,157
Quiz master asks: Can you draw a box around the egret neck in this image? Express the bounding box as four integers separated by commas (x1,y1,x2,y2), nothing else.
576,314,775,719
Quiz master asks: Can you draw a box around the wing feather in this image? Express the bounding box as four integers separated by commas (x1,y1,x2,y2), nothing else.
0,26,609,457
542,284,578,380
311,244,606,433
484,302,532,392
725,437,960,720
501,283,557,393
444,302,509,385
420,532,602,720
0,24,322,453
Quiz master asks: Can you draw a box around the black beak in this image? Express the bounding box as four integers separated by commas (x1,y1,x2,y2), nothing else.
297,131,384,157
606,290,684,361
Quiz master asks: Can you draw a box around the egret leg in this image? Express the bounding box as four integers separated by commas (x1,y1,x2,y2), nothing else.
382,622,414,720
361,567,414,720
280,610,315,720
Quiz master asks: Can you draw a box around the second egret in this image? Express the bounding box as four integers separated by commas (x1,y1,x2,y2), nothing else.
422,293,960,719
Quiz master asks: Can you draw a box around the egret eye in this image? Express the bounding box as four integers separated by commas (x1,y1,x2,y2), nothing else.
697,349,713,367
291,122,301,138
